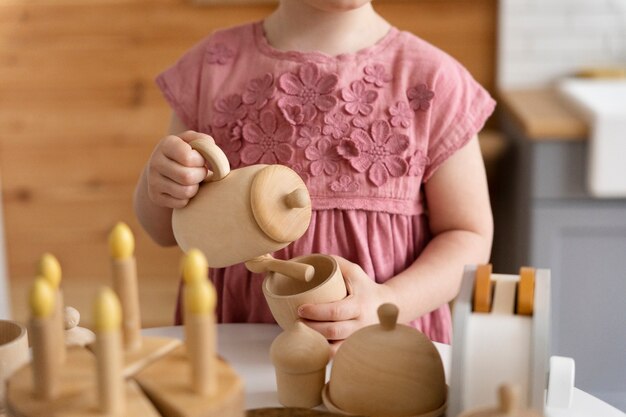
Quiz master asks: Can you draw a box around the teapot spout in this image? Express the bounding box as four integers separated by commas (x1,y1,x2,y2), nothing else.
246,255,315,282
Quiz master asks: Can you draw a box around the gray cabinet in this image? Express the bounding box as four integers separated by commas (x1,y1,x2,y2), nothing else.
493,116,626,411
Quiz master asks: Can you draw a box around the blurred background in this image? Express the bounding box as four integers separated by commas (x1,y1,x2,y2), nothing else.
0,0,624,410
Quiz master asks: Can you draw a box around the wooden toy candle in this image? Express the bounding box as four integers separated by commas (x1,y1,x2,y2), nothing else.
183,249,217,396
182,248,208,285
37,253,65,364
94,287,125,415
109,222,142,352
182,248,209,334
29,276,59,400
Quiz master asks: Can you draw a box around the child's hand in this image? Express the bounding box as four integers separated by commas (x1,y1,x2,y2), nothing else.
145,131,208,209
297,256,396,355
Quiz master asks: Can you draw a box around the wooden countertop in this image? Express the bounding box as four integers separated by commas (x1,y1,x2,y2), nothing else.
499,89,589,140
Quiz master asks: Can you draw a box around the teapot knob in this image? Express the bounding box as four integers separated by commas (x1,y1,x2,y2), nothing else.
378,303,399,331
284,188,310,209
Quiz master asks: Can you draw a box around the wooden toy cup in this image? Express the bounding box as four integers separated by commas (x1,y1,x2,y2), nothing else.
0,320,29,412
262,254,347,330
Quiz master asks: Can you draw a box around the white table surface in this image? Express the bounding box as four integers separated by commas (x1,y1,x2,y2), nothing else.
142,324,624,416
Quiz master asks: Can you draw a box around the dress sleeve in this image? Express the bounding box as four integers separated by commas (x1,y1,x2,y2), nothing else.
422,58,496,182
155,40,208,131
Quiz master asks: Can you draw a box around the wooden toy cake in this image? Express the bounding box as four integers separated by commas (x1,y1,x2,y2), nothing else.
5,224,245,417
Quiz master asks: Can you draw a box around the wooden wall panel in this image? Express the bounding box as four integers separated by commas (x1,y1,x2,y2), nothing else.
0,0,496,327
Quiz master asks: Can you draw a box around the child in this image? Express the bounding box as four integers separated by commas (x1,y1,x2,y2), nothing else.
133,0,495,349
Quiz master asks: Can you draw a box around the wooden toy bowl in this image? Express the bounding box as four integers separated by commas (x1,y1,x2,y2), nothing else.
0,320,29,412
262,254,347,330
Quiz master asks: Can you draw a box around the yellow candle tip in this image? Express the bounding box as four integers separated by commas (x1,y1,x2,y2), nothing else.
182,249,208,284
185,280,217,315
38,253,61,289
94,287,122,331
109,222,135,260
29,277,55,318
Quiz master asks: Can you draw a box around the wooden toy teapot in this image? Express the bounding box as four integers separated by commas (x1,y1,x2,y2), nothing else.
172,136,313,280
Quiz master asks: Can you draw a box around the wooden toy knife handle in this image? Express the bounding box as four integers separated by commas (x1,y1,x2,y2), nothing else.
189,136,231,182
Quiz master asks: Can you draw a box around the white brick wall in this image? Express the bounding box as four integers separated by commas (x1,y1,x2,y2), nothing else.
498,0,626,89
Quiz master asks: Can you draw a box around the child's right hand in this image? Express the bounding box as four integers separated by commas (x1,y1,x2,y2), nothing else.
145,131,209,209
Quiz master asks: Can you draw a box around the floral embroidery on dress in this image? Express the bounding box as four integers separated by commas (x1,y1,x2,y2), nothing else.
407,150,429,177
336,139,359,159
281,104,310,126
305,137,341,176
341,80,378,116
241,111,294,164
337,120,409,186
213,94,247,127
363,64,392,87
209,125,243,168
322,112,350,140
388,101,413,129
247,108,260,123
221,136,243,168
230,123,243,143
352,116,369,129
205,59,430,192
206,43,235,65
407,84,435,111
297,126,322,148
278,63,338,125
330,175,360,193
243,73,276,109
291,162,311,182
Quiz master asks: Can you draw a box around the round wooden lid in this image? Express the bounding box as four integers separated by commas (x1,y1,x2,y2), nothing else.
250,165,311,244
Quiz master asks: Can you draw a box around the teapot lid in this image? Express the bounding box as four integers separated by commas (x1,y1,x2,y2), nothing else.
250,165,312,244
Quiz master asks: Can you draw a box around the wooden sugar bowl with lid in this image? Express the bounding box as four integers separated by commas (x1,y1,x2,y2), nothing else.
322,303,447,417
172,135,314,280
270,320,331,408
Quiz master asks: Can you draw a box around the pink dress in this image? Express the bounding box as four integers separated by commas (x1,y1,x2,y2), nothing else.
156,21,495,343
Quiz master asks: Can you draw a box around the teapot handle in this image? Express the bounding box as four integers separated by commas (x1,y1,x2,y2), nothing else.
189,136,231,182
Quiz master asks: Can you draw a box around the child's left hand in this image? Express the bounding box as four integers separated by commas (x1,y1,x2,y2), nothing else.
297,255,396,355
